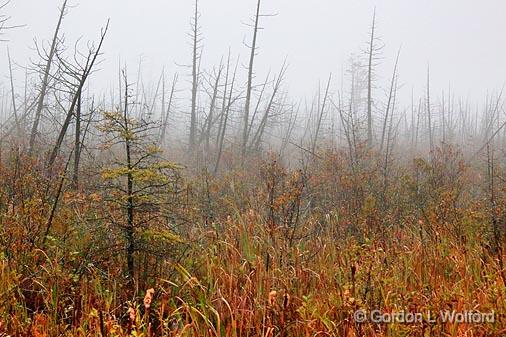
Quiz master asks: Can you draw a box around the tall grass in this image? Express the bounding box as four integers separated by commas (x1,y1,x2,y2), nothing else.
0,146,504,336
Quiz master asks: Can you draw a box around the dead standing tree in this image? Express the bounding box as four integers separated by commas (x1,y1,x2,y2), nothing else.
29,0,68,155
159,73,179,146
365,9,382,147
246,73,270,149
0,2,23,136
311,74,332,155
215,57,241,174
426,66,434,153
242,0,261,158
199,62,224,155
46,20,109,171
215,50,232,152
189,0,203,153
72,96,96,188
7,47,20,134
250,61,288,152
379,48,400,152
242,0,276,158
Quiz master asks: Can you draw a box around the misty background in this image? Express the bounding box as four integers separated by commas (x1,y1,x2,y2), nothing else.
1,0,505,106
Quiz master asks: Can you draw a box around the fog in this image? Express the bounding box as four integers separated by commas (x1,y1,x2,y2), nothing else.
0,0,505,163
2,0,506,102
2,3,506,334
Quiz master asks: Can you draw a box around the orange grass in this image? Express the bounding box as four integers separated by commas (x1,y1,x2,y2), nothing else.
0,147,505,336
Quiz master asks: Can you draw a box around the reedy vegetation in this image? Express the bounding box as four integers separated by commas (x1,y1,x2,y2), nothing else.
0,1,505,336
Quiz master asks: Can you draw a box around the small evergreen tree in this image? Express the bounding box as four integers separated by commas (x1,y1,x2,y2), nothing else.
99,75,183,284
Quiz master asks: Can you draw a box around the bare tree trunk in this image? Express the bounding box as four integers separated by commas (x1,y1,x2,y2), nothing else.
242,0,262,158
42,149,73,247
415,98,422,152
159,74,178,145
441,90,446,143
246,73,269,143
334,96,355,169
426,66,434,153
348,77,358,162
380,49,400,152
366,9,376,147
29,0,67,154
47,21,108,170
7,47,19,133
216,50,231,148
149,71,164,117
72,92,81,188
215,58,239,174
280,102,299,157
251,62,287,151
448,86,454,141
312,74,331,155
410,89,415,147
161,71,165,126
382,83,400,207
203,64,223,153
189,0,201,152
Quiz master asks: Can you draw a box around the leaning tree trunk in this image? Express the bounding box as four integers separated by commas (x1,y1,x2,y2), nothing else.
242,0,262,158
29,0,68,154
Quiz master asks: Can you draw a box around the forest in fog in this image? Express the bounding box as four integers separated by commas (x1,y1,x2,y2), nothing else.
0,0,504,336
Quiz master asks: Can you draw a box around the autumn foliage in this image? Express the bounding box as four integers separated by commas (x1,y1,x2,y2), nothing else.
0,143,504,336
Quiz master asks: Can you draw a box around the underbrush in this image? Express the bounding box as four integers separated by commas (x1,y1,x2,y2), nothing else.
0,146,505,336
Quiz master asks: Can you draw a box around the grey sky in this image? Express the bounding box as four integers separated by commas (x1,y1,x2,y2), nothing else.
2,0,506,104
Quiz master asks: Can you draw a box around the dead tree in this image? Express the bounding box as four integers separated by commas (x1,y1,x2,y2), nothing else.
242,0,262,157
47,20,109,170
366,9,381,147
215,57,240,174
42,150,74,247
189,0,202,152
381,95,401,212
246,73,270,144
72,92,81,187
426,66,434,153
7,47,20,133
250,62,287,151
159,74,178,145
200,62,223,153
72,96,95,188
332,95,355,170
410,89,415,147
140,70,163,120
279,101,299,157
380,48,400,152
348,70,359,163
312,74,332,155
441,90,446,143
29,0,68,154
216,50,231,150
